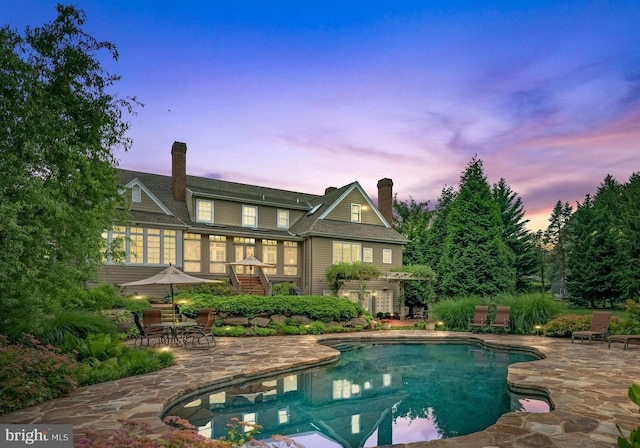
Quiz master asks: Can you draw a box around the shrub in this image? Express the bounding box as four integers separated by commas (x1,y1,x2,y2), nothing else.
272,282,296,295
178,294,363,322
35,309,118,346
617,383,640,448
0,335,79,414
211,326,246,337
76,347,174,385
432,297,482,330
543,314,591,337
497,293,562,334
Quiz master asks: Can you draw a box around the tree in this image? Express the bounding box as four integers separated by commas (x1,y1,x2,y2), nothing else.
544,200,573,291
423,185,455,295
491,178,537,291
438,157,516,297
0,5,136,331
618,172,640,299
393,195,433,305
532,230,550,293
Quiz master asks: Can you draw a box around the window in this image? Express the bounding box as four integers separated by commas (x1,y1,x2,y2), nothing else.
184,233,201,272
102,227,176,265
242,205,258,228
382,249,392,264
363,247,373,263
131,186,141,203
196,199,214,223
333,241,361,263
209,235,226,273
277,210,289,229
351,204,361,223
262,240,277,275
284,241,297,275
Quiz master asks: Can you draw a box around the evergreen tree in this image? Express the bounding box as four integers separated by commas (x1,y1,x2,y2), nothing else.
544,200,573,292
438,157,516,296
423,185,455,295
618,172,640,298
0,5,136,330
491,178,537,291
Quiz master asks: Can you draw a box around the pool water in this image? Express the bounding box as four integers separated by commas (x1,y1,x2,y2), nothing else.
164,343,549,447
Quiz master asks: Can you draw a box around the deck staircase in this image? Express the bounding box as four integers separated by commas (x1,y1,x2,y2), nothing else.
236,274,266,295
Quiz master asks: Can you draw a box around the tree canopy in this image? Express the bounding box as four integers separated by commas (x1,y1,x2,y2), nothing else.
0,5,136,330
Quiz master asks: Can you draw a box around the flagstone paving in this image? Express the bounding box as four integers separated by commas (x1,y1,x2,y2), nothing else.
1,331,639,447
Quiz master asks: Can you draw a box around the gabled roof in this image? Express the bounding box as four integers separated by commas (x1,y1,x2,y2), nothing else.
117,168,407,244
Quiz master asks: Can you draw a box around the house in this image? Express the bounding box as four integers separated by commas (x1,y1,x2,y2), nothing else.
99,141,408,315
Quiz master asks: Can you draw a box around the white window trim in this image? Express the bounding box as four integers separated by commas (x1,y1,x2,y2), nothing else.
277,209,289,229
351,203,361,223
382,249,392,264
131,186,141,203
363,247,373,263
242,205,258,228
195,199,214,224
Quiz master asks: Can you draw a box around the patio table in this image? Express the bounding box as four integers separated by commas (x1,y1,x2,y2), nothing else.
150,321,196,346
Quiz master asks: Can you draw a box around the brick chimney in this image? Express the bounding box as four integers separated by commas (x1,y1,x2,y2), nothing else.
377,178,393,225
171,141,187,200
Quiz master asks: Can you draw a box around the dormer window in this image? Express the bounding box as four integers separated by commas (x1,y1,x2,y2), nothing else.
242,205,258,228
277,210,289,229
131,186,141,203
196,199,214,224
351,204,361,223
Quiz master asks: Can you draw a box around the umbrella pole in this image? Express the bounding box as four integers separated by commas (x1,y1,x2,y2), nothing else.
171,283,176,322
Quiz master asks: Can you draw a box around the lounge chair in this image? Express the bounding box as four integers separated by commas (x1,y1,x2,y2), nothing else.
468,306,488,333
608,334,640,350
571,311,612,344
490,306,511,334
131,312,166,347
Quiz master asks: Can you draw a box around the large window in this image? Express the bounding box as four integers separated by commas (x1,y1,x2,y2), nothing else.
351,204,361,223
242,205,258,228
277,210,289,229
102,226,176,266
284,241,298,275
262,239,277,275
333,241,361,263
382,249,393,264
184,233,201,272
209,235,226,273
196,199,214,223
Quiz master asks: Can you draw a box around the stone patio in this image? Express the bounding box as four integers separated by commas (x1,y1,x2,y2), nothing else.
1,331,639,447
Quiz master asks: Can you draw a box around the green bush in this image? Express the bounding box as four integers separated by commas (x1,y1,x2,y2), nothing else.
211,326,246,337
35,309,118,346
0,335,79,414
617,383,640,448
497,293,562,334
432,296,482,330
543,313,625,337
272,282,296,295
178,294,363,322
76,347,174,385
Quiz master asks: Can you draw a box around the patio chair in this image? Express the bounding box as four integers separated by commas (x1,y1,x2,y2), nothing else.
571,311,612,344
131,312,166,347
413,307,426,320
183,311,216,349
195,308,216,328
489,306,511,334
468,306,488,333
142,308,162,326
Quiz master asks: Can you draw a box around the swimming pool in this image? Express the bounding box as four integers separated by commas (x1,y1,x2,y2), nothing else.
163,342,549,447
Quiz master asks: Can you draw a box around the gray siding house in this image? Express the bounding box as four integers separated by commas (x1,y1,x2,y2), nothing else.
99,141,408,315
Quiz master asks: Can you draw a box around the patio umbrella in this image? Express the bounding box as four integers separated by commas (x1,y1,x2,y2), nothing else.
120,265,222,322
226,256,275,293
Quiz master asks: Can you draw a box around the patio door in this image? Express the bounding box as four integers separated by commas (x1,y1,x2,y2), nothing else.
234,244,255,274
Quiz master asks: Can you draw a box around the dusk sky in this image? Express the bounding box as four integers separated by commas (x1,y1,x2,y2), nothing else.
3,1,640,231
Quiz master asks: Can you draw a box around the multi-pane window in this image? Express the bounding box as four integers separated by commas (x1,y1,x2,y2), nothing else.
131,186,141,203
184,233,201,272
284,241,297,275
363,247,373,263
277,210,289,229
129,227,144,264
262,240,277,275
242,205,258,228
102,226,176,265
382,249,393,264
196,199,214,223
351,204,361,223
209,235,226,273
333,241,362,263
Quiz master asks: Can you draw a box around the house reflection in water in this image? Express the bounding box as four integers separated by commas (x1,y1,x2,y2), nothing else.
163,344,546,448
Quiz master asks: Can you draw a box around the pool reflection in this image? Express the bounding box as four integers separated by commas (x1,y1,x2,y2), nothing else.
164,343,548,448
